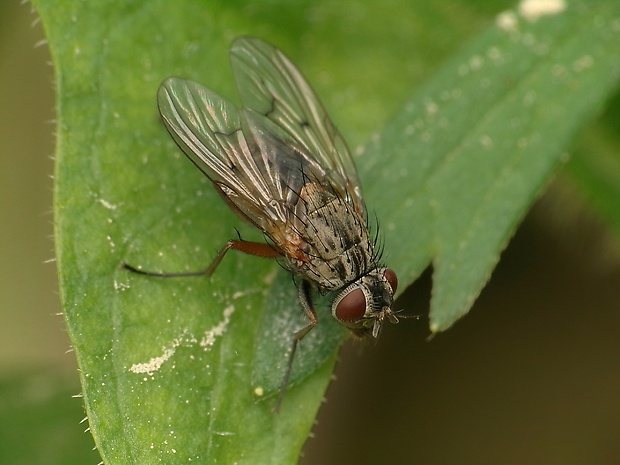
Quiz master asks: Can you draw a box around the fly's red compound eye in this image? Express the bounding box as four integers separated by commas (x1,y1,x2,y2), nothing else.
334,288,367,322
384,268,398,292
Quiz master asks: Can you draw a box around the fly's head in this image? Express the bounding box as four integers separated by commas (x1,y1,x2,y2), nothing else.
331,267,399,338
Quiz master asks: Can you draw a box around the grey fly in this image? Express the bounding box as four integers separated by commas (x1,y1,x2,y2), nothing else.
123,37,399,410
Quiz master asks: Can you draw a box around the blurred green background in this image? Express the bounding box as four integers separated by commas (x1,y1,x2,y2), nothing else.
2,1,620,464
0,2,101,464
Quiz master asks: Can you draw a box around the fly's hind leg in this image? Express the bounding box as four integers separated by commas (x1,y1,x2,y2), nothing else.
203,240,282,275
122,239,282,278
274,279,318,412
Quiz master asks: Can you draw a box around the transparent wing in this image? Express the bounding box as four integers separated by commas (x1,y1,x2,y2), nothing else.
230,36,365,215
157,77,296,232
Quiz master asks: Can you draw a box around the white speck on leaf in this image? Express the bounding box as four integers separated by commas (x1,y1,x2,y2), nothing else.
424,101,438,116
518,0,566,22
200,305,235,348
496,11,518,31
130,348,176,376
479,135,493,149
129,305,235,377
572,55,594,72
469,55,483,71
98,198,117,210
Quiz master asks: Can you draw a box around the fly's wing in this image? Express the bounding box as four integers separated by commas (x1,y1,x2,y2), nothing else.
229,36,366,216
157,77,293,232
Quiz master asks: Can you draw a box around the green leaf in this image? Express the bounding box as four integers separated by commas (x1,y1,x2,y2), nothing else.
34,0,620,464
360,1,620,331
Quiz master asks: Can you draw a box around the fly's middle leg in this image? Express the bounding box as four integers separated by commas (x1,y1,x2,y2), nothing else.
274,279,317,412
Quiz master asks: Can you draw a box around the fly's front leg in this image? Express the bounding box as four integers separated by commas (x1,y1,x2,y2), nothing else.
274,279,318,412
122,239,282,277
294,279,319,339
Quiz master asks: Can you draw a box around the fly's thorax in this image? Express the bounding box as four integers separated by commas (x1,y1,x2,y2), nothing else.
285,181,374,290
331,267,399,337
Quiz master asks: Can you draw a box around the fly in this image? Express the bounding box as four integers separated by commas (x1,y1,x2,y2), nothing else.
123,37,399,410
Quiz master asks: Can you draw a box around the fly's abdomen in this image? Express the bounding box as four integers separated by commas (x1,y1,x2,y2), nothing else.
287,182,373,290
